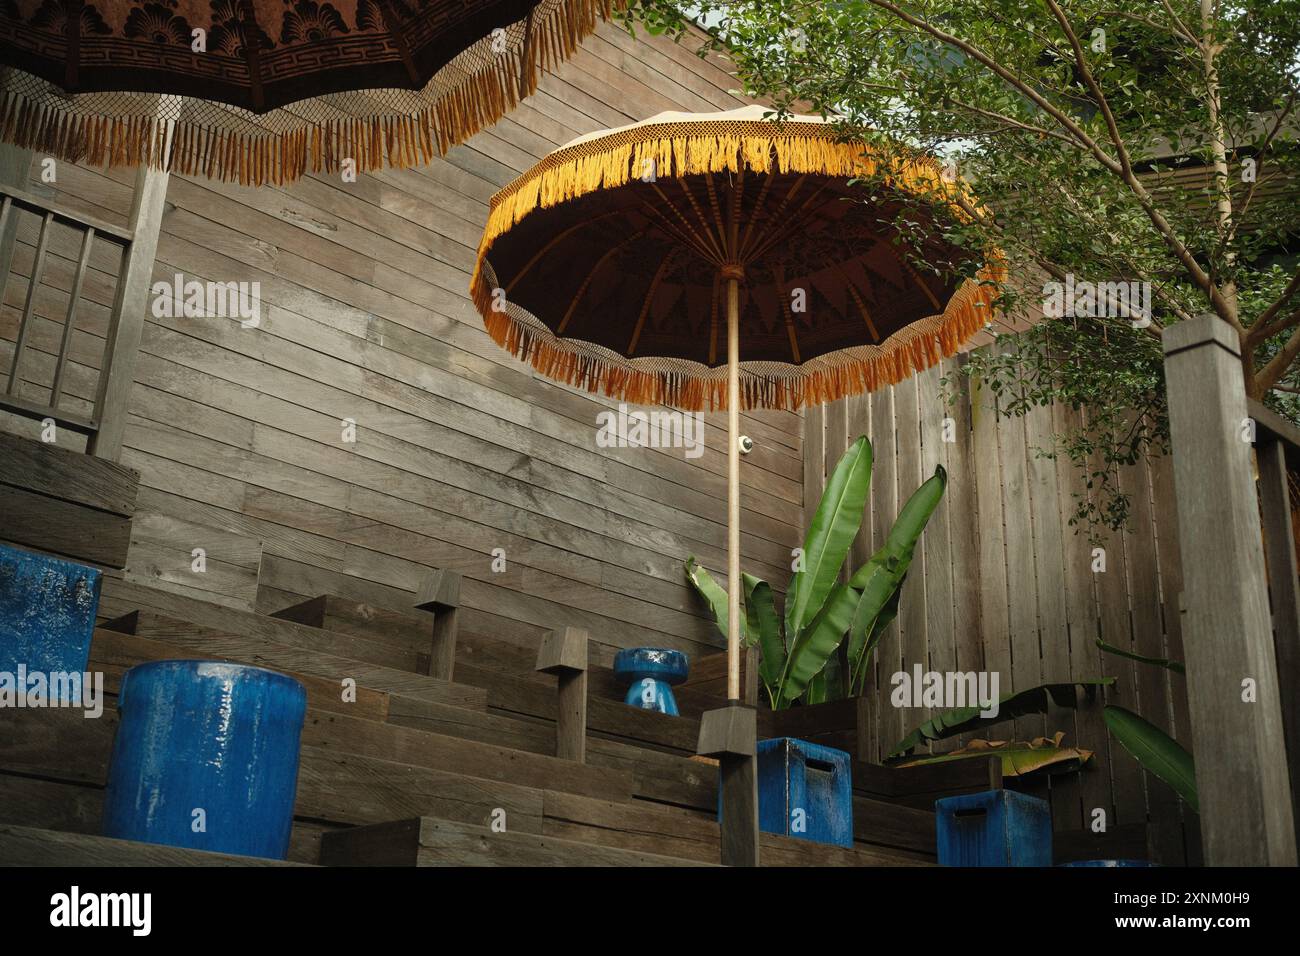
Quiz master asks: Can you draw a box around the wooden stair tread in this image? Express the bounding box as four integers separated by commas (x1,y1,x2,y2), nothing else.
98,602,485,710
0,824,310,867
320,817,718,867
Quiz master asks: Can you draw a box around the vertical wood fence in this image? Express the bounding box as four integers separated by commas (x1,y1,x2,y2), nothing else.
805,348,1198,862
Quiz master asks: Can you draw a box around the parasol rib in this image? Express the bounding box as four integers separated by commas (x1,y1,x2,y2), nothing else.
670,179,727,263
832,263,883,342
556,229,646,335
649,185,724,263
627,251,677,356
505,210,625,293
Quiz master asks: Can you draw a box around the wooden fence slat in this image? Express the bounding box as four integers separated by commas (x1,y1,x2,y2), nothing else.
870,385,902,758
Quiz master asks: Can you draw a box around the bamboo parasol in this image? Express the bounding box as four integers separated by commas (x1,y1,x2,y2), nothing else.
0,0,623,185
471,105,1003,700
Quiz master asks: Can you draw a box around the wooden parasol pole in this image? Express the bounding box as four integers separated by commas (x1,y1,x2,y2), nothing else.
725,272,741,701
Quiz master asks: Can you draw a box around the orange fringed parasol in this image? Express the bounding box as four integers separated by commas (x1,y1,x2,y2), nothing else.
471,105,1004,700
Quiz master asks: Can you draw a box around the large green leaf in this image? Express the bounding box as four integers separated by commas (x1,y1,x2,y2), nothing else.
892,732,1094,778
784,436,873,640
848,464,947,591
684,556,739,644
841,465,948,691
849,578,903,696
888,679,1117,757
777,583,861,706
743,572,784,705
1097,639,1185,674
1104,705,1198,812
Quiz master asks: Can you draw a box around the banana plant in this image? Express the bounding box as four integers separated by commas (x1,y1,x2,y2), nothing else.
1097,641,1198,811
685,435,946,710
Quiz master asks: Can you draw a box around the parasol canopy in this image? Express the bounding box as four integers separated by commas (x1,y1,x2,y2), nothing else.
472,105,1003,412
470,105,1003,706
0,0,622,184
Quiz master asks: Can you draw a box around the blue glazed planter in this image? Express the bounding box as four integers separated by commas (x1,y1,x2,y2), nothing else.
613,647,688,716
0,544,101,701
102,660,307,860
936,789,1053,866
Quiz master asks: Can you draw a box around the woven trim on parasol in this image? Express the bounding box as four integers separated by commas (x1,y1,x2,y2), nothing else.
473,257,1004,412
0,0,619,186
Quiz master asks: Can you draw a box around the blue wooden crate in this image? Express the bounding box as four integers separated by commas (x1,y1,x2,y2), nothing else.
755,737,854,848
936,789,1052,866
0,543,101,700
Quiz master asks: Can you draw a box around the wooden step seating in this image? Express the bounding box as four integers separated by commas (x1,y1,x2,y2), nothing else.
3,577,941,865
0,824,308,867
320,818,718,867
1,688,933,866
97,578,486,709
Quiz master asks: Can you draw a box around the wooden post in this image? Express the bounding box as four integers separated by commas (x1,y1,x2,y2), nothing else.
535,626,589,763
725,272,741,702
88,95,174,460
698,701,759,867
1163,315,1297,865
1247,399,1300,846
414,568,460,681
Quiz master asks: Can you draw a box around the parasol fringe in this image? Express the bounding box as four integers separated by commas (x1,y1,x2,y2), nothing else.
0,0,619,186
472,119,980,277
472,251,1006,413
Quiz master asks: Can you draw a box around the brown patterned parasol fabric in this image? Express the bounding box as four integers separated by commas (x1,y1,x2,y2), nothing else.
472,107,1005,412
0,0,621,184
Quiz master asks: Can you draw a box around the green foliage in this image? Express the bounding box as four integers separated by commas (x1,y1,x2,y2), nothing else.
1105,705,1199,811
888,679,1115,757
684,436,944,709
1097,638,1186,674
624,0,1300,535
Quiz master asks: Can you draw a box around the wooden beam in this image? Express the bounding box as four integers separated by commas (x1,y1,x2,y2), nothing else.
0,484,132,567
414,567,461,681
535,626,589,763
1163,315,1297,865
87,95,174,460
0,429,138,515
1254,434,1300,847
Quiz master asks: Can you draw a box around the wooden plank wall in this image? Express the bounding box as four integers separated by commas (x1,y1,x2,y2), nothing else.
804,352,1195,858
0,23,803,662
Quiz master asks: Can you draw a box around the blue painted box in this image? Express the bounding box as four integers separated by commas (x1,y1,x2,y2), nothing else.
0,543,101,702
936,789,1052,866
746,737,854,848
102,660,308,860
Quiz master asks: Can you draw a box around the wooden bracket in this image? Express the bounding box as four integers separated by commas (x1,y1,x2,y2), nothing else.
697,701,759,867
414,568,460,682
536,626,589,763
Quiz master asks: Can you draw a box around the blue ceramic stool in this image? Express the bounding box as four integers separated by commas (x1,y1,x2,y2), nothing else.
936,789,1052,866
750,737,854,847
102,660,307,860
614,647,688,715
0,543,101,703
